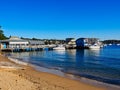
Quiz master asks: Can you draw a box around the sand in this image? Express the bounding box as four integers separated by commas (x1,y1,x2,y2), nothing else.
0,53,107,90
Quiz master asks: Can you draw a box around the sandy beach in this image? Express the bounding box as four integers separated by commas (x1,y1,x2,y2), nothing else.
0,54,107,90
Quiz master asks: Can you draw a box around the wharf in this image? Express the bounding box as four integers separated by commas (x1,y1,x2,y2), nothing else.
1,47,44,52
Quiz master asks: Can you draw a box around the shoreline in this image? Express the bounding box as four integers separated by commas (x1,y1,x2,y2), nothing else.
31,64,120,90
7,54,120,88
31,63,120,89
0,53,119,90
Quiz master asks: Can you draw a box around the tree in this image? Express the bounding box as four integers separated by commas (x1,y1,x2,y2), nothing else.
0,26,7,40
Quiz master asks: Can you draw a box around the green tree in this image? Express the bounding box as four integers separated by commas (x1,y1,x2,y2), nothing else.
0,26,7,40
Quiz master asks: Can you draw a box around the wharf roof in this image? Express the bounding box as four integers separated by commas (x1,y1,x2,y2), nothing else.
28,40,44,45
0,36,28,43
0,36,45,44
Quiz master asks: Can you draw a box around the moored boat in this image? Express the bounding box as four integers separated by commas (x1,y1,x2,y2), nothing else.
53,45,65,50
117,44,120,46
89,45,101,50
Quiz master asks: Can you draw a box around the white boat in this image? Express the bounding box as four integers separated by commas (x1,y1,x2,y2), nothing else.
89,45,101,50
104,44,107,47
117,44,120,46
53,45,65,50
109,44,112,45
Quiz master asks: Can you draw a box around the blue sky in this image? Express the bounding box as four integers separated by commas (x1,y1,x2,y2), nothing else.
0,0,120,40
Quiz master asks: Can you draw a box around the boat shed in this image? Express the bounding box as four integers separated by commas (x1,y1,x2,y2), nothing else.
76,38,100,49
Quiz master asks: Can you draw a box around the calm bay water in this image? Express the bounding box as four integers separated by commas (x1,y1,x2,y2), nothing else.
7,45,120,85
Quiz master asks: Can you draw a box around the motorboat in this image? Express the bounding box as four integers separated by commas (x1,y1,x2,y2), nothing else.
89,45,101,50
109,44,112,45
53,45,65,50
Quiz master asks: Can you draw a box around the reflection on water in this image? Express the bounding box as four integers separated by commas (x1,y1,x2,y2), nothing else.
66,49,76,56
89,49,100,56
84,49,100,57
55,50,66,55
7,47,120,85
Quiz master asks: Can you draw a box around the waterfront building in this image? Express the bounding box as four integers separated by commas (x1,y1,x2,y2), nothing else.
0,36,45,50
28,40,45,48
65,38,76,49
76,38,100,49
0,36,29,49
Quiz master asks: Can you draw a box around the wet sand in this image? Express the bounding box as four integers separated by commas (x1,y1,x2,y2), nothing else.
0,53,107,90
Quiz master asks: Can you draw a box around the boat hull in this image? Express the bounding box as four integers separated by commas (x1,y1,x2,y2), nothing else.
89,46,100,50
53,47,65,50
